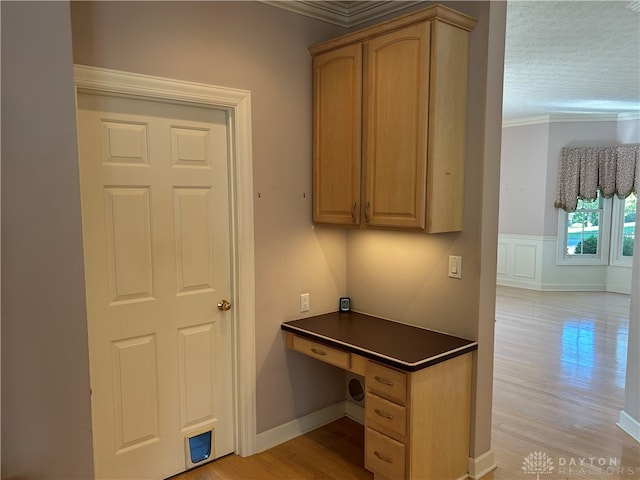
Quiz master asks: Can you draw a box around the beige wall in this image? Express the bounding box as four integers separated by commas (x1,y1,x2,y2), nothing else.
1,2,94,478
2,1,505,476
69,0,351,434
347,1,506,458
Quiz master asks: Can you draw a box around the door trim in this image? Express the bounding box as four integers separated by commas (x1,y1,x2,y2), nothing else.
74,64,257,457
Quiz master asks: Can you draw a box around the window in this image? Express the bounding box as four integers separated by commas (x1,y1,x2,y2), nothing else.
610,192,636,267
558,193,611,265
557,192,635,267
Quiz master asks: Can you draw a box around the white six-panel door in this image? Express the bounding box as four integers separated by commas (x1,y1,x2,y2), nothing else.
77,92,234,479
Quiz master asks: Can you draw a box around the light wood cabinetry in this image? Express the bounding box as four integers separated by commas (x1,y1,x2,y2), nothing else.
312,43,362,225
285,331,367,376
365,356,473,480
284,330,473,480
310,4,476,232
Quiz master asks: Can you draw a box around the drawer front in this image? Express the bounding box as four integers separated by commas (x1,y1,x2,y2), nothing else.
366,361,407,404
365,427,406,480
291,335,351,370
365,392,406,439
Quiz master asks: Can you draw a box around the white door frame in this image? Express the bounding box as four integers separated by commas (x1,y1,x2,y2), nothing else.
74,64,257,457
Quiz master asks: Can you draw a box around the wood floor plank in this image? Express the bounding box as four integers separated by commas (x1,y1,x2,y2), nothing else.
485,286,639,479
172,417,372,480
173,287,639,480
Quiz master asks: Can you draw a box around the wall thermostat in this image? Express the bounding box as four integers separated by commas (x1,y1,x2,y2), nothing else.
339,297,351,312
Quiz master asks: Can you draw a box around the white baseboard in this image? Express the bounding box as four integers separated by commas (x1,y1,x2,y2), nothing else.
258,400,484,480
540,283,607,292
255,401,347,453
468,450,497,479
617,410,640,443
345,401,364,424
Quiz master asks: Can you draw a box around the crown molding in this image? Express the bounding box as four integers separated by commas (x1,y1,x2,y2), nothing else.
502,115,551,128
618,111,640,121
259,1,423,27
502,113,640,128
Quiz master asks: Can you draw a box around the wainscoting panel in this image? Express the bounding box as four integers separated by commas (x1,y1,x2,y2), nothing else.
513,243,536,279
496,243,508,276
497,234,631,294
496,235,544,289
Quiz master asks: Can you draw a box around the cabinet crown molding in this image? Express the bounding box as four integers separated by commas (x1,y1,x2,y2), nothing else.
309,3,476,55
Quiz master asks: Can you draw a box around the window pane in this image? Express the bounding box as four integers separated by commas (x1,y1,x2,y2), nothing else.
622,193,636,258
577,197,599,210
567,195,601,255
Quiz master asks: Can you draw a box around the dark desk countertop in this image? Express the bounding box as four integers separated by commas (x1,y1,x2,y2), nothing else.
281,311,478,372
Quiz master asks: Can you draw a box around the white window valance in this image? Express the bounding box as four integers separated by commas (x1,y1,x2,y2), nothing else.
554,144,639,212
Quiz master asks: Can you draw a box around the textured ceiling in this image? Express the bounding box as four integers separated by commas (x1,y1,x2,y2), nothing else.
503,1,640,122
263,1,640,122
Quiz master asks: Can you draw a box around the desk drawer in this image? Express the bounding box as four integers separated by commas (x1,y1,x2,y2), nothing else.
366,392,406,439
290,335,351,370
365,427,405,480
366,361,407,404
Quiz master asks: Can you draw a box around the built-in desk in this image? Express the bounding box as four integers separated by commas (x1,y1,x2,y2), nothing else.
282,312,478,480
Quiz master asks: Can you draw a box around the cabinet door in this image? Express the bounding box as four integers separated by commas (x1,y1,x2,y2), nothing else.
363,22,430,229
312,43,362,225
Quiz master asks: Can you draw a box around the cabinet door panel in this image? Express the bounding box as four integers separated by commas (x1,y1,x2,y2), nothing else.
363,22,430,229
427,21,469,232
312,43,362,225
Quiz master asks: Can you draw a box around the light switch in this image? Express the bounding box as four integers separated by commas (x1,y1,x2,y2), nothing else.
448,255,462,279
300,293,310,312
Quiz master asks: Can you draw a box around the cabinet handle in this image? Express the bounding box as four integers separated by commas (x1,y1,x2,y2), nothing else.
374,408,393,420
374,375,394,387
374,451,393,463
311,348,327,356
364,201,371,223
351,202,357,223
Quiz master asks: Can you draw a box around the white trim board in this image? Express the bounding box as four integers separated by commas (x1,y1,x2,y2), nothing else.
345,401,365,424
503,112,639,128
496,234,632,294
259,402,486,477
256,402,348,453
468,449,497,479
618,410,640,443
74,65,257,456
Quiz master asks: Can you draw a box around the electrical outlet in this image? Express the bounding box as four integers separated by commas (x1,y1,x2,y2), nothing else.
300,293,310,312
448,255,462,279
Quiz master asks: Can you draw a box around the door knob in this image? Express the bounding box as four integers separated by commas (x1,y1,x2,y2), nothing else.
217,299,232,311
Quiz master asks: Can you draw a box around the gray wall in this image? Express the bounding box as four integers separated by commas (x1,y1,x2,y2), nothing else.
499,123,550,236
347,1,506,458
1,2,94,478
70,0,350,434
1,1,506,476
625,199,640,422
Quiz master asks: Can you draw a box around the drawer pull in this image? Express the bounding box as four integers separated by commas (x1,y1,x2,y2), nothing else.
374,451,393,463
374,408,393,420
310,347,327,356
374,375,394,386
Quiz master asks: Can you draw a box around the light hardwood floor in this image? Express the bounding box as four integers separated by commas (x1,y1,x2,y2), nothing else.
172,416,371,480
486,286,639,480
174,286,639,479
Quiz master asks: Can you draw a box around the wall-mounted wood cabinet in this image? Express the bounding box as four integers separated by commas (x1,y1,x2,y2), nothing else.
311,4,476,232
